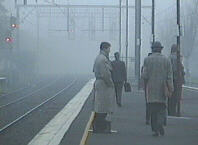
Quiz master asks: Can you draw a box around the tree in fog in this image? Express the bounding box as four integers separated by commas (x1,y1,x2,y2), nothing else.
0,0,7,15
181,0,198,77
0,0,9,49
157,18,176,53
158,0,198,79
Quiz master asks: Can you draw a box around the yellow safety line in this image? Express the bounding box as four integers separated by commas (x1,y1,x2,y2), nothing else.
80,112,95,145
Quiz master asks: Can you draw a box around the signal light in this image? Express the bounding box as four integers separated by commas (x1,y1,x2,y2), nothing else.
11,24,17,28
10,16,18,29
5,37,13,43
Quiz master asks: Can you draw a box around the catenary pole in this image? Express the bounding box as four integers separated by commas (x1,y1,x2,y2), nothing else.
135,0,141,87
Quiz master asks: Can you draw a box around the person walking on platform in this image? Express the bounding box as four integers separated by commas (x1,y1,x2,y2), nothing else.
168,44,185,116
141,41,173,137
93,42,116,133
111,52,127,107
141,53,152,125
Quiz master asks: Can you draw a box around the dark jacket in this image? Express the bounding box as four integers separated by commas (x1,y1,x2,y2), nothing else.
169,53,185,85
111,60,127,83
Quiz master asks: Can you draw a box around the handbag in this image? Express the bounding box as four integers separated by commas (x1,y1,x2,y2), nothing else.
124,82,131,92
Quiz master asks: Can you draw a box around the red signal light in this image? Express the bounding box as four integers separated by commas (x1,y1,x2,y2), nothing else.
11,24,17,28
5,37,13,43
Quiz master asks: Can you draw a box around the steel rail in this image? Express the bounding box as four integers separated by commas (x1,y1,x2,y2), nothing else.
0,78,59,109
0,79,45,99
0,79,76,133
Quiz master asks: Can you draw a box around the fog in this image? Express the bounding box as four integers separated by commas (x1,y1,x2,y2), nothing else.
2,0,198,79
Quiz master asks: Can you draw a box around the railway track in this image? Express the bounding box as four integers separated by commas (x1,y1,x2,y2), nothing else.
0,78,59,109
0,78,76,133
0,79,45,99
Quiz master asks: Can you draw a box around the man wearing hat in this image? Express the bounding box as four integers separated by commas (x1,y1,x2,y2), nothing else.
111,52,127,107
141,41,173,136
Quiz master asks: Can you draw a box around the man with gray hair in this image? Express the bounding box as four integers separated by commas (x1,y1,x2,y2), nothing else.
142,41,173,136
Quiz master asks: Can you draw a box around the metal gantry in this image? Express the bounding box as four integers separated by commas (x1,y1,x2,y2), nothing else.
14,2,152,82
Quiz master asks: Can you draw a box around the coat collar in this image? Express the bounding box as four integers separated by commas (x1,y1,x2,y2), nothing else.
100,50,109,60
152,52,161,55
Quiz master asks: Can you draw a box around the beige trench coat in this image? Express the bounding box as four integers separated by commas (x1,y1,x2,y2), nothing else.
141,52,174,104
93,50,116,113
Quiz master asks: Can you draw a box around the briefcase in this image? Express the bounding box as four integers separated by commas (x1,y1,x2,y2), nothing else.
124,82,131,92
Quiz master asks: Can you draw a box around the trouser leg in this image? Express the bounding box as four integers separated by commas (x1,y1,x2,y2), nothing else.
146,103,151,122
176,87,182,117
114,82,123,106
176,100,181,117
150,103,166,133
151,108,158,132
157,104,166,134
150,103,158,132
93,113,107,132
168,97,177,116
114,84,119,105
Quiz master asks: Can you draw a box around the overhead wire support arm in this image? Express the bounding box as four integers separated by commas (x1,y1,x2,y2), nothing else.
152,0,155,43
17,4,152,9
119,0,122,55
126,0,129,74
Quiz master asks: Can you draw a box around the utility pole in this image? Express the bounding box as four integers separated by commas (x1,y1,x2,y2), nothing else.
16,6,20,49
176,0,181,117
125,0,129,75
119,0,122,55
102,7,104,32
36,6,40,74
152,0,155,43
135,0,141,87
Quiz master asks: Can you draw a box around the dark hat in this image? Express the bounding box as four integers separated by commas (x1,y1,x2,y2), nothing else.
151,41,163,49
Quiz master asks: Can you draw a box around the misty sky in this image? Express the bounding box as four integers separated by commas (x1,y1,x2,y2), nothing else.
5,0,175,16
3,0,185,75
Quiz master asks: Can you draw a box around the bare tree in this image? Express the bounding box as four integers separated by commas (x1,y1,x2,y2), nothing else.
157,0,198,79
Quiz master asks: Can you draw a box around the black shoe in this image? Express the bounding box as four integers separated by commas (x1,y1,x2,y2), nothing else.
159,127,165,136
152,132,159,137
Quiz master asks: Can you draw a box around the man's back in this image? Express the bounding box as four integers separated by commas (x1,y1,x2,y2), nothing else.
142,52,173,103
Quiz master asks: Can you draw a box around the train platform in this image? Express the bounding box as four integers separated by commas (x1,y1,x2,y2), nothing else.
11,78,197,145
87,88,198,145
59,81,198,145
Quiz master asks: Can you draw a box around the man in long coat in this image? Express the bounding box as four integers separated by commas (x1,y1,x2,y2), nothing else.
168,44,185,116
93,42,115,133
142,41,173,136
111,52,127,107
141,52,152,125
